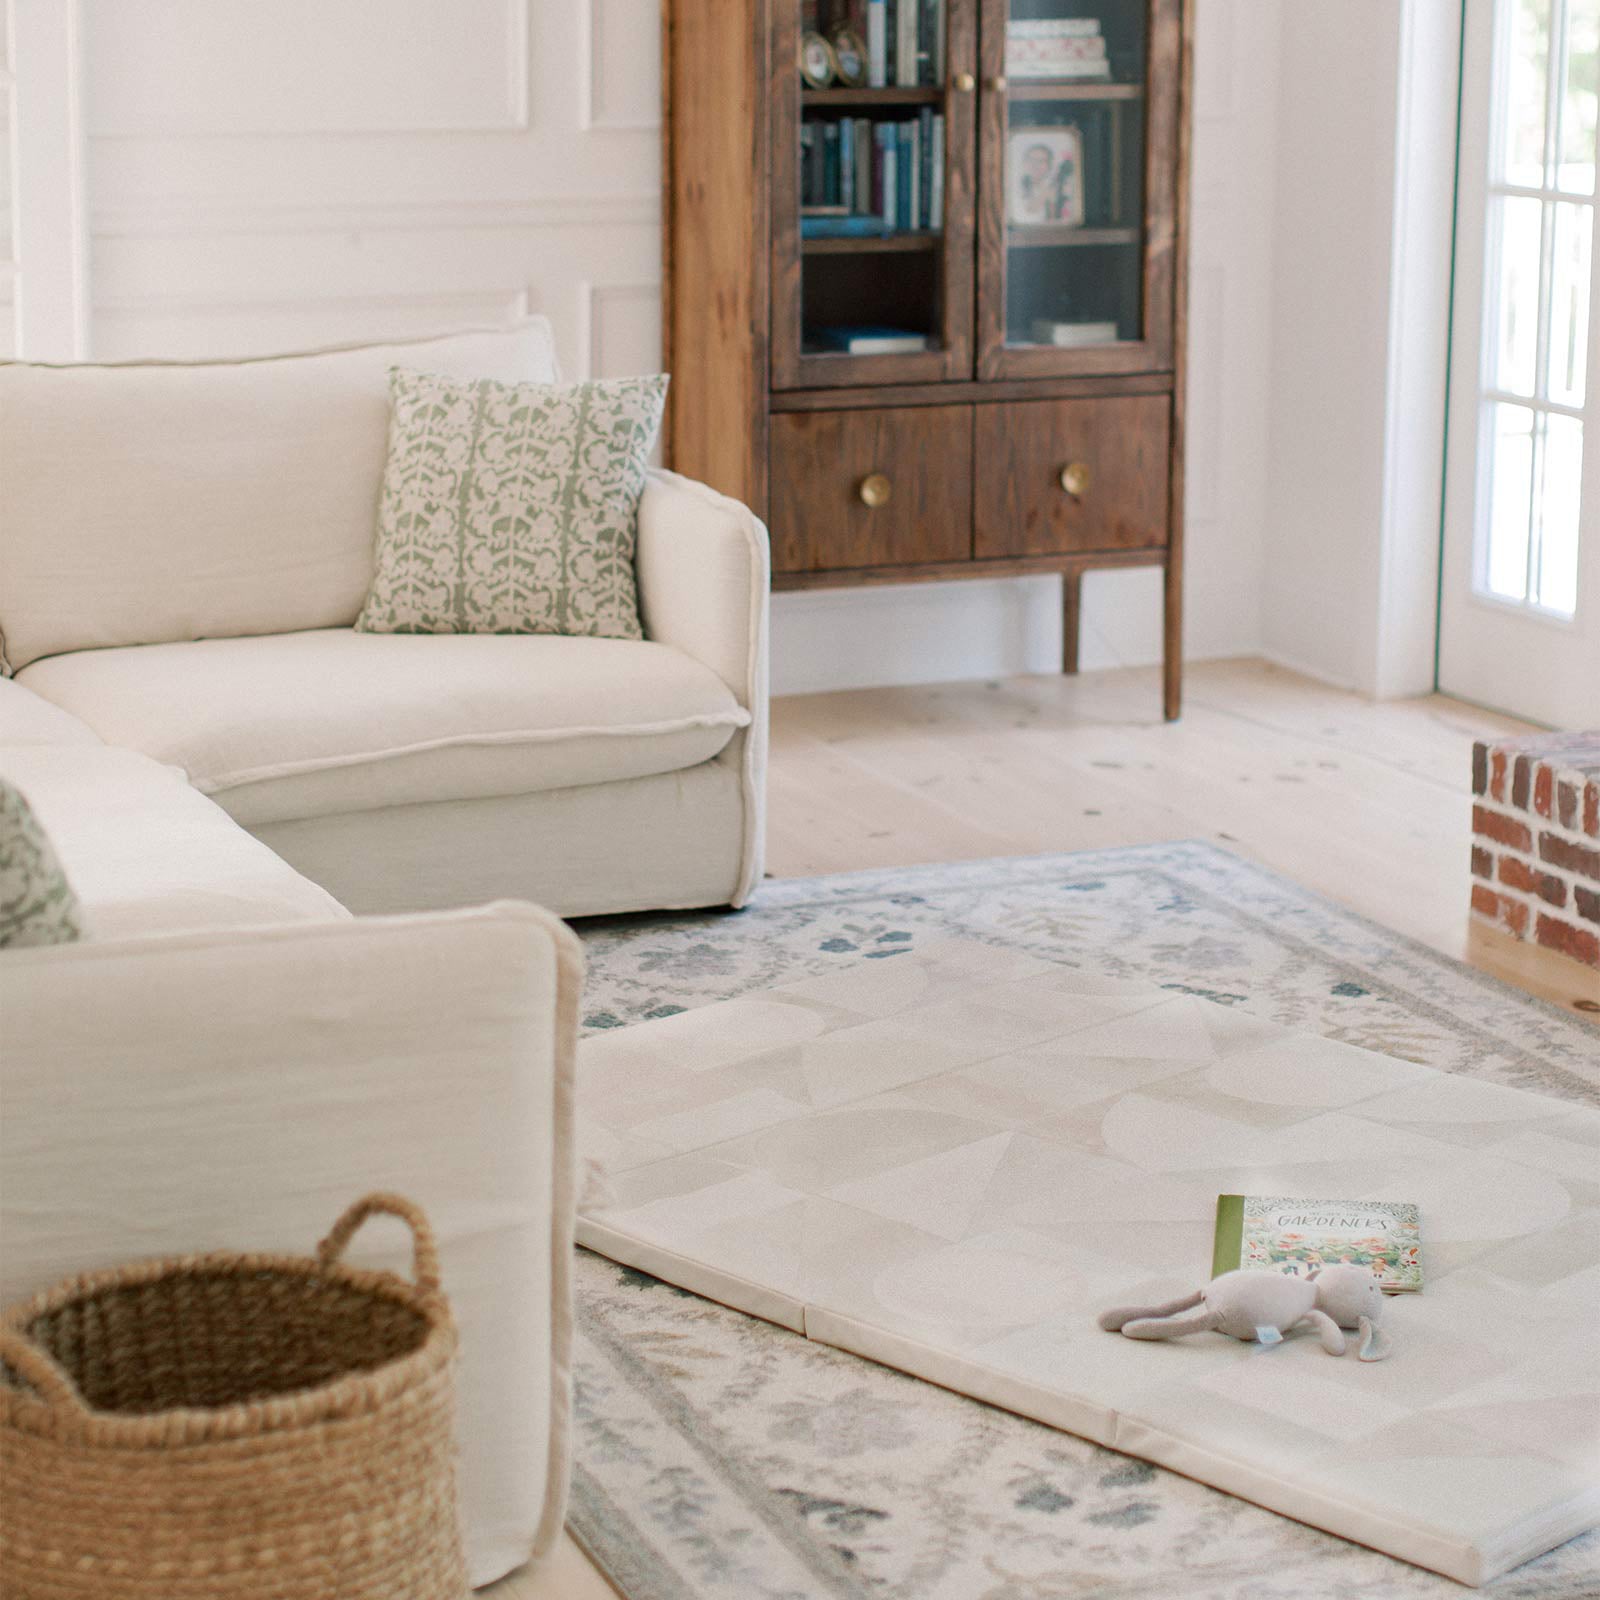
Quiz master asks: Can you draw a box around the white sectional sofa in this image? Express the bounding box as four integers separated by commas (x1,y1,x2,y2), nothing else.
0,322,771,1587
0,321,770,918
0,677,581,1586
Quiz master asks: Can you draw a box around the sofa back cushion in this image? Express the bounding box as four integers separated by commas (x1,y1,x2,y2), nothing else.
0,679,104,747
0,322,559,674
0,744,348,940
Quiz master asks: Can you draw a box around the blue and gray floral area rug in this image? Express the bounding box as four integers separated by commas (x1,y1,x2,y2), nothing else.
567,843,1600,1600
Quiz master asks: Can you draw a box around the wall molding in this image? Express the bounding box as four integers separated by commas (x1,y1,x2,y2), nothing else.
11,0,90,357
92,194,659,239
92,286,533,317
86,0,532,139
580,0,661,132
579,278,659,378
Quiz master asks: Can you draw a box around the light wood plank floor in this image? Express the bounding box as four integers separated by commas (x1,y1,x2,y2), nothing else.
764,657,1600,1016
493,655,1600,1599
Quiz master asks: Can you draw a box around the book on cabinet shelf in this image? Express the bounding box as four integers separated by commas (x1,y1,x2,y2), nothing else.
1006,15,1113,81
800,112,945,233
813,325,930,354
811,0,942,90
1029,318,1120,347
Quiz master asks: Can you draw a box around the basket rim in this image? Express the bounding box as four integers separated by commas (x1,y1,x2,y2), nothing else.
0,1244,456,1447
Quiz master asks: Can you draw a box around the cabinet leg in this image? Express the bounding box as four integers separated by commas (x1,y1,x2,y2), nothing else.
1062,571,1082,676
1162,559,1182,721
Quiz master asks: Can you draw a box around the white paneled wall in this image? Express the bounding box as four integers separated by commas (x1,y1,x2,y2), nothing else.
10,0,1275,694
81,0,660,381
1,5,14,358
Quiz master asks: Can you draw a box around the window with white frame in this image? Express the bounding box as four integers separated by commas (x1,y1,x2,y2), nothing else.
1476,0,1598,617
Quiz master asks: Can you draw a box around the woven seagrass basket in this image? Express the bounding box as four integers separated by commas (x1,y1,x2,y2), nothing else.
0,1193,468,1600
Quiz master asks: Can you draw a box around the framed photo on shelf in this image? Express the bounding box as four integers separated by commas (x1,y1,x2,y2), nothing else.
830,28,868,87
1005,125,1085,227
799,30,838,88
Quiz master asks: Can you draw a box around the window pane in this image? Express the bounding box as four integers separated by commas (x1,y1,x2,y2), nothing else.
1547,200,1592,403
1492,194,1544,394
1484,402,1536,600
1537,412,1583,612
1560,0,1600,193
1504,0,1552,187
1001,1,1147,352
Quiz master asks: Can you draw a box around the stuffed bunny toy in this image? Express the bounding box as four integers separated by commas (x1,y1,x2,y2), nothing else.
1098,1265,1392,1360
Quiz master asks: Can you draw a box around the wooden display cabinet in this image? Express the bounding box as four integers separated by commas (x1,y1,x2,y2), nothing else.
663,0,1191,717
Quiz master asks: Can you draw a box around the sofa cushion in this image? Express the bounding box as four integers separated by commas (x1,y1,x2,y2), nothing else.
357,370,666,642
19,629,753,828
0,322,559,674
0,778,85,947
0,679,103,747
0,746,349,939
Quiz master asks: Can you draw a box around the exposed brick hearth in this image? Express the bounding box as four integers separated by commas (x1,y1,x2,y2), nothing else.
1471,734,1600,970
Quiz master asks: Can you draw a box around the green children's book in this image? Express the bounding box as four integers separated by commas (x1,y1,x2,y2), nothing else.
1213,1194,1422,1293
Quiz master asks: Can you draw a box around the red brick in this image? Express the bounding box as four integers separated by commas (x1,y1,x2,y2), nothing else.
1558,780,1580,829
1540,831,1600,880
1472,884,1530,935
1474,805,1533,852
1512,755,1532,809
1535,912,1600,968
1472,742,1488,797
1471,845,1494,880
1491,751,1508,802
1500,854,1566,905
1576,885,1600,925
1587,781,1599,837
1533,764,1554,818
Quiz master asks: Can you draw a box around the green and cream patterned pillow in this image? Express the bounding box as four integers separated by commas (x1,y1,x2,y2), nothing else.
0,779,84,948
356,368,668,639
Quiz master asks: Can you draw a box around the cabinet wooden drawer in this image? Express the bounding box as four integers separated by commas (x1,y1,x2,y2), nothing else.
973,396,1170,559
768,405,973,574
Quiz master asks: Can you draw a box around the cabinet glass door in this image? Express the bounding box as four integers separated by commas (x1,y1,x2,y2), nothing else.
976,0,1179,378
772,0,976,389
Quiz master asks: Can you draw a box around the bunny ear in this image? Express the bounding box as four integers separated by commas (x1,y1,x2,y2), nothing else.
1357,1315,1392,1363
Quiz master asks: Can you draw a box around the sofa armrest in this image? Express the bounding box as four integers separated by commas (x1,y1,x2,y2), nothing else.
636,469,770,906
636,468,770,712
0,902,582,1588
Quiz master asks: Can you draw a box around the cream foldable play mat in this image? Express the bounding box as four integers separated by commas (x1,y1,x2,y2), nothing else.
575,940,1600,1586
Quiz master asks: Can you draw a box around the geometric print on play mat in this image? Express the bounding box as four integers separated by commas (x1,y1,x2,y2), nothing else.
576,940,1600,1587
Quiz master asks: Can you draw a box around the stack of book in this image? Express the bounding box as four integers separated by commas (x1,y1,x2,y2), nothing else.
1005,17,1112,81
800,111,945,234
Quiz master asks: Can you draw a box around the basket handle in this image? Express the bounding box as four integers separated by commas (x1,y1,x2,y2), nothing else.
317,1192,443,1296
0,1325,91,1415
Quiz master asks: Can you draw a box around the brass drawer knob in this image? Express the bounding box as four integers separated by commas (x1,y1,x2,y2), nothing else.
987,75,1007,92
1059,461,1090,497
859,472,891,509
952,71,976,93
